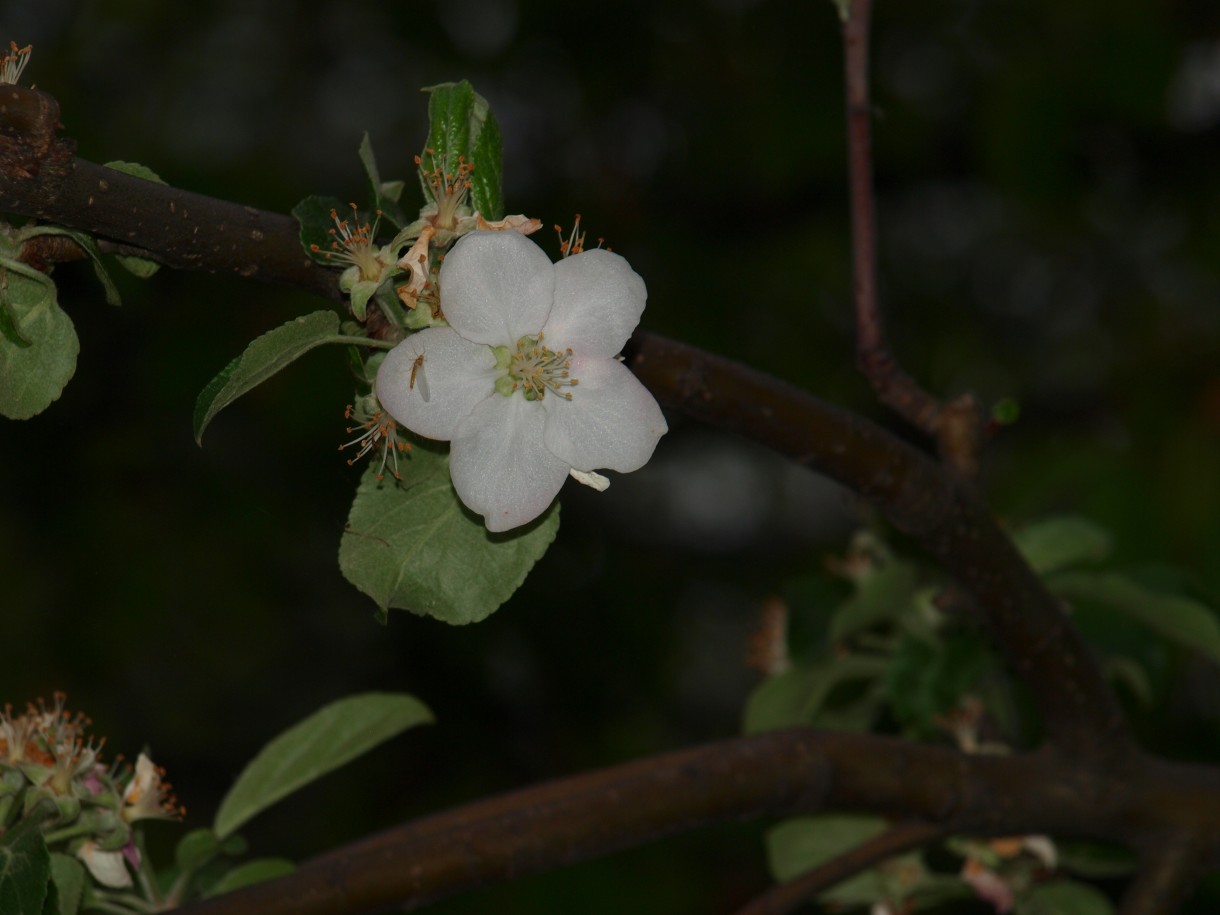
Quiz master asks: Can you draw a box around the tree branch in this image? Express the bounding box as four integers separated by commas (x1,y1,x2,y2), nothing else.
731,820,945,915
169,734,1220,915
841,0,982,477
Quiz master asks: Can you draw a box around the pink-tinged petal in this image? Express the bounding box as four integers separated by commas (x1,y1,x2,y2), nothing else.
376,328,499,441
450,395,569,532
541,356,667,473
439,231,555,345
544,249,647,357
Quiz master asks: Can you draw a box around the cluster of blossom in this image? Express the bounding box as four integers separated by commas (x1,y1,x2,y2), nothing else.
0,694,181,890
334,146,667,532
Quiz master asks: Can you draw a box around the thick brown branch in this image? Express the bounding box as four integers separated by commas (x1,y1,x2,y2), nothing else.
732,820,945,915
0,87,340,302
170,735,1220,915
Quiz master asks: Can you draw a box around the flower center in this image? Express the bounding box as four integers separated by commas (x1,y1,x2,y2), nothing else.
0,43,32,86
502,333,579,402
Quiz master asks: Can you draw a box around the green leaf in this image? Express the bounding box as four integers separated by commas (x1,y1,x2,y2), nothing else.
291,195,348,266
1049,571,1220,665
0,824,51,915
767,815,926,906
743,655,888,734
883,632,992,732
193,310,342,444
204,859,295,898
1019,880,1115,915
174,829,221,873
1013,516,1113,574
1054,841,1137,879
102,162,167,277
45,855,83,915
213,692,432,839
357,133,407,230
0,254,79,420
340,454,560,624
24,227,120,307
468,103,504,220
828,559,920,643
421,81,505,220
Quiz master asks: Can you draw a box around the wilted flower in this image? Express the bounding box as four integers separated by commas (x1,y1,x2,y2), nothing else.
376,230,666,531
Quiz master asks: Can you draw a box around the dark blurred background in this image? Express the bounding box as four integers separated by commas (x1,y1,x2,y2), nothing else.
2,0,1220,910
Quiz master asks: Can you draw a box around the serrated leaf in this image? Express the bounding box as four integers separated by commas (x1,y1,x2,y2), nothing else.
0,255,79,420
1019,880,1115,915
420,81,504,220
1013,516,1113,574
291,195,348,266
214,693,432,840
422,81,476,178
1049,571,1220,665
340,453,560,624
204,859,295,898
468,103,504,219
193,310,342,444
46,855,83,915
0,824,51,915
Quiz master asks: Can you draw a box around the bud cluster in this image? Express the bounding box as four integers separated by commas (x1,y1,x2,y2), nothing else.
0,694,182,889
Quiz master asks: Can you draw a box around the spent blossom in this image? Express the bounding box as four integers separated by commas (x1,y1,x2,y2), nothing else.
376,230,666,531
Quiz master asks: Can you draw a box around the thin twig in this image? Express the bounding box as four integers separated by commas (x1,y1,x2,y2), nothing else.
732,820,945,915
841,0,982,476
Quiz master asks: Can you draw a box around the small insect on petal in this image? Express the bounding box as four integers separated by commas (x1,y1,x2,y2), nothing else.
409,353,431,403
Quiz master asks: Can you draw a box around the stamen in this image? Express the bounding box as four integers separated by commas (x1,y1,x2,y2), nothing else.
416,149,475,231
340,403,412,480
0,42,32,86
509,333,579,401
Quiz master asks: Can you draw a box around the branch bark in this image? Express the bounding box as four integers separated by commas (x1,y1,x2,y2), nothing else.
169,735,1220,915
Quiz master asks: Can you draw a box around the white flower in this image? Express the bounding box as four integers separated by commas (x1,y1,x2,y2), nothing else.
376,230,667,532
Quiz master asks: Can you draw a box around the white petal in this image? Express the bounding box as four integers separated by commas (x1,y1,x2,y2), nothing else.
77,842,133,889
544,249,647,357
376,328,499,441
450,395,569,532
542,356,667,473
439,231,555,345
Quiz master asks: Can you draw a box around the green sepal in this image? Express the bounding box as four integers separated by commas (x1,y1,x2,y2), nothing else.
340,450,560,624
